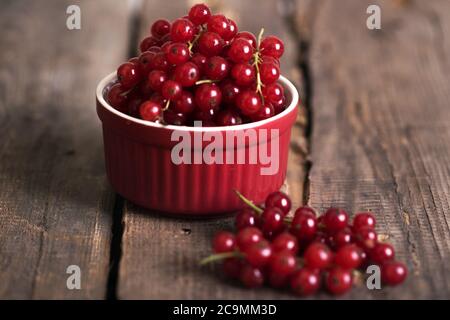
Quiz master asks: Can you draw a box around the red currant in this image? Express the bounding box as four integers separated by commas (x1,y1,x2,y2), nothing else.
265,191,291,215
163,109,188,125
171,18,195,42
370,243,395,264
191,53,207,72
161,80,182,100
271,232,299,255
107,83,128,111
215,109,242,126
212,231,236,253
224,19,238,40
166,42,190,65
204,56,230,80
304,242,332,270
290,268,321,296
138,51,156,75
334,244,363,269
235,208,260,230
260,35,284,59
173,91,195,114
151,19,171,38
139,101,162,122
260,207,285,235
188,3,211,25
220,80,241,104
251,102,275,121
231,63,255,87
236,227,263,250
381,261,408,286
269,251,297,276
239,264,264,288
244,240,272,267
147,70,167,92
236,90,262,116
117,62,142,89
354,227,377,250
322,208,349,234
325,267,353,295
207,14,229,39
149,52,170,72
290,207,318,242
259,62,280,85
352,212,376,231
236,31,257,48
331,228,353,249
228,38,254,63
173,62,200,87
194,83,222,111
140,36,159,52
198,32,224,57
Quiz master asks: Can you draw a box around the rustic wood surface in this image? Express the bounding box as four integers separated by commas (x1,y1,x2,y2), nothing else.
0,0,449,299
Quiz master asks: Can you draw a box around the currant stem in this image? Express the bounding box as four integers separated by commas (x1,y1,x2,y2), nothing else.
234,190,264,214
199,251,243,266
163,99,171,111
188,25,205,53
253,28,265,103
195,79,219,85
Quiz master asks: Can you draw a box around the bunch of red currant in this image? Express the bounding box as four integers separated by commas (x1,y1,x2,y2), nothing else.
201,191,408,296
107,3,287,127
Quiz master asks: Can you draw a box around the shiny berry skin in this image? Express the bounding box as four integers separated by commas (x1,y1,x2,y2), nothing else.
259,62,280,84
260,207,285,235
170,18,195,42
270,251,297,276
191,53,207,72
225,19,238,40
222,258,242,279
235,208,260,230
236,90,262,116
193,108,216,122
212,231,236,253
149,52,169,72
166,42,190,65
151,19,171,38
325,268,353,295
251,101,275,121
261,55,280,66
290,207,318,241
265,191,291,215
205,56,230,80
107,83,128,111
290,268,321,296
147,70,167,92
194,83,222,111
239,264,264,288
220,80,241,104
228,38,254,63
236,31,257,48
139,101,162,122
173,91,195,114
260,35,284,59
352,212,376,231
231,63,255,87
271,232,299,255
331,228,353,249
304,242,332,270
371,243,395,264
354,227,377,250
161,80,182,100
335,244,363,269
149,92,166,105
163,109,188,125
244,240,272,267
188,3,211,25
207,14,229,39
322,208,349,234
127,97,143,117
173,62,200,87
117,62,142,89
236,227,263,250
381,261,408,285
215,109,242,126
198,32,224,57
272,95,286,113
140,36,159,52
138,51,155,75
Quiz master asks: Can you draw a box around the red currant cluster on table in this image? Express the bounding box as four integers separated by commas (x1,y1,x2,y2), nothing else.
201,191,408,296
107,3,287,127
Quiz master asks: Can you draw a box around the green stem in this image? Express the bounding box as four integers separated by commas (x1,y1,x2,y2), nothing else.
199,251,243,266
188,25,205,53
253,28,266,103
195,79,219,85
234,190,264,214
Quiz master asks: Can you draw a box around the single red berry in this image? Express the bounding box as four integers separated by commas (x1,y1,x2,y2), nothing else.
147,70,167,92
149,52,170,72
269,251,297,276
235,208,260,230
188,3,211,25
381,261,408,286
224,18,238,40
244,240,272,267
193,108,216,122
166,42,190,65
173,62,200,87
251,101,275,121
138,51,156,75
304,242,332,270
265,191,291,215
127,97,143,118
139,101,162,122
331,228,353,249
161,80,182,100
260,35,284,59
212,231,236,253
117,62,142,89
151,19,171,38
322,208,349,234
335,244,363,269
222,258,242,279
228,38,254,63
236,90,262,116
220,80,241,104
354,227,377,250
207,14,229,39
163,109,188,125
204,56,230,80
352,212,376,231
290,207,318,242
231,63,255,87
371,242,395,264
171,18,195,42
272,95,287,114
290,268,321,296
194,83,222,111
260,207,285,235
107,83,128,111
139,36,159,52
198,31,224,57
236,31,257,48
259,62,280,85
239,264,264,288
271,232,299,255
215,109,242,126
191,53,207,72
236,227,263,250
325,267,353,295
173,91,195,114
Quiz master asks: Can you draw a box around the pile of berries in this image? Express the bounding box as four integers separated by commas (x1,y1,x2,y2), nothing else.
106,3,287,127
201,191,408,296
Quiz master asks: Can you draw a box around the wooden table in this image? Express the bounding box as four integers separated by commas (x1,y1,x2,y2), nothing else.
0,0,449,299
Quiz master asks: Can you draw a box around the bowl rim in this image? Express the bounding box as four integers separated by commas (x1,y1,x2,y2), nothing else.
96,71,299,132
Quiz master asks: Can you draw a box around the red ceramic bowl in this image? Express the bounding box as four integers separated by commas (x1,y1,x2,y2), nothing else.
96,72,299,215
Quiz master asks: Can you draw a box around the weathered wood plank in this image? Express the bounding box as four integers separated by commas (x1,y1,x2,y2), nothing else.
299,0,450,298
118,0,305,299
0,0,130,299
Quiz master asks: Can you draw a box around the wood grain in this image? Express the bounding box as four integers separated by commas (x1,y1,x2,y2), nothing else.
117,0,305,299
299,0,450,298
0,0,129,299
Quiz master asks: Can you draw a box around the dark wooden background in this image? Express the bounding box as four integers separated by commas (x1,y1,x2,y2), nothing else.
0,0,449,299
